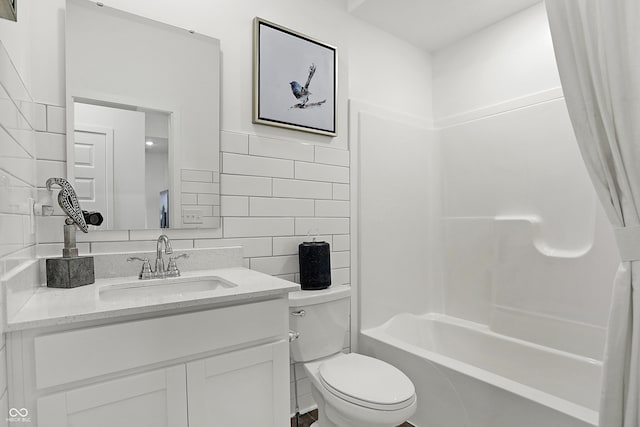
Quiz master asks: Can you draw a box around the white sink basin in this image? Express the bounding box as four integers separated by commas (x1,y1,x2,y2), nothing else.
99,276,237,301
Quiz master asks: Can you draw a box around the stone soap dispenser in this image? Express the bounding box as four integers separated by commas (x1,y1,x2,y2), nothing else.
44,177,103,288
298,237,331,290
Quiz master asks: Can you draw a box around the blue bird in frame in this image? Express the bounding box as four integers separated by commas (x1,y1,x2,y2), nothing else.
289,80,310,105
290,63,325,109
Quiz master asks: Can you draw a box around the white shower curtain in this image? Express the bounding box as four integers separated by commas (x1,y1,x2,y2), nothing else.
545,0,640,425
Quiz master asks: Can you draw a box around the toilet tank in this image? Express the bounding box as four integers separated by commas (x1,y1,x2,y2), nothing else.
289,286,350,363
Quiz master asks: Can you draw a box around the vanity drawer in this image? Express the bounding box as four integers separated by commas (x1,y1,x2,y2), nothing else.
33,298,288,389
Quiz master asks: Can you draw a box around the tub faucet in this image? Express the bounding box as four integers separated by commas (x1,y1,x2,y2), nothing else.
155,234,173,277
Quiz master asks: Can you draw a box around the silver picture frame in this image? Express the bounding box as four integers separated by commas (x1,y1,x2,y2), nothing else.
253,17,337,137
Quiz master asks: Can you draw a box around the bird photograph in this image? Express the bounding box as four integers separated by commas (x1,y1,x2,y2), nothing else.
289,63,327,109
255,18,335,134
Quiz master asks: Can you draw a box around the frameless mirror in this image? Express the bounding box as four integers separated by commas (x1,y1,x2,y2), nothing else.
65,0,221,229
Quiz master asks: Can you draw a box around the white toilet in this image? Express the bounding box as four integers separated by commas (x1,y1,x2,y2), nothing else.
289,286,417,427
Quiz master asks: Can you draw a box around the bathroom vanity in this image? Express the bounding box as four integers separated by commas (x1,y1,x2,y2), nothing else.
5,251,298,427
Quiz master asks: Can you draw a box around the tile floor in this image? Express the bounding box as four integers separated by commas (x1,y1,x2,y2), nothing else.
290,410,413,426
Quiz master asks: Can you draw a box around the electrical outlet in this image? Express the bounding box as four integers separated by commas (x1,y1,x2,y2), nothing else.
183,208,203,224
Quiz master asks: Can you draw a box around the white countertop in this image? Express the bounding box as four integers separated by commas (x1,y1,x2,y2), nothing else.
7,267,300,331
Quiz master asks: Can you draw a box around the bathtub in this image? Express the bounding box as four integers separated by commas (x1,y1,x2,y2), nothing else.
359,313,601,427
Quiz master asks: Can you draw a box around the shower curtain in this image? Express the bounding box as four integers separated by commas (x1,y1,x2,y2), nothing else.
545,1,640,426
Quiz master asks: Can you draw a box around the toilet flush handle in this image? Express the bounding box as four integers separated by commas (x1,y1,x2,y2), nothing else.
291,310,305,317
289,330,300,341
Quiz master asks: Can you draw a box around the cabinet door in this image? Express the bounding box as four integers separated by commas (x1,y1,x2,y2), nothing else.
36,365,187,427
187,341,289,427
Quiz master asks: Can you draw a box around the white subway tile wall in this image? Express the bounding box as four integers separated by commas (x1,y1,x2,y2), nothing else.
332,183,350,200
249,135,314,162
217,139,352,414
314,145,350,167
34,132,65,161
180,168,221,228
0,40,38,421
221,174,272,196
315,200,350,217
273,178,333,200
32,103,46,131
222,152,294,178
250,197,315,217
223,217,294,238
273,235,333,257
220,130,248,154
220,195,249,216
46,105,66,134
294,161,349,183
33,126,351,413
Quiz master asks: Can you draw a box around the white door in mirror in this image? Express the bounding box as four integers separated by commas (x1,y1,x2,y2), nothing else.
73,127,113,228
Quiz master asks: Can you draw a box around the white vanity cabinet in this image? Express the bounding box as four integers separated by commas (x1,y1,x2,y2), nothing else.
7,298,290,427
37,364,189,427
186,342,289,426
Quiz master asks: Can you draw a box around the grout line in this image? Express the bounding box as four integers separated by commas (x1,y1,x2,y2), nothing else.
223,150,313,164
0,169,35,189
220,171,348,184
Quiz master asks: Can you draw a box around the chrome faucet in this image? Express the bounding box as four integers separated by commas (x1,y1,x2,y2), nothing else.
155,234,173,278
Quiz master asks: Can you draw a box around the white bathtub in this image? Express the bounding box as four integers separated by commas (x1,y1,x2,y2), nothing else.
359,313,601,427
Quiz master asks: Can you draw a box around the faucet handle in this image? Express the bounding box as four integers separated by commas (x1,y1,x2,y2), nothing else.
127,256,153,280
166,253,189,278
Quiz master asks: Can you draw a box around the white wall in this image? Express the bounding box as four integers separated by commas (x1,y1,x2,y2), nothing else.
348,21,433,124
0,1,31,89
433,2,560,123
433,3,620,359
30,0,433,145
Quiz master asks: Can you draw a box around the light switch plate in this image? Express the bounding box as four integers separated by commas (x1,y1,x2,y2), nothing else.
183,208,203,224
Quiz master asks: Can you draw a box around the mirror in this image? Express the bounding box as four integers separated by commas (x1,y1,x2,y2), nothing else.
65,0,221,229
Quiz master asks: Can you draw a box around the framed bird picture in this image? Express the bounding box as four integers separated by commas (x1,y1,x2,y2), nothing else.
253,17,337,137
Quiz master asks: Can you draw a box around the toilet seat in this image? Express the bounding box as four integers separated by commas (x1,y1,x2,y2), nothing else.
318,353,416,411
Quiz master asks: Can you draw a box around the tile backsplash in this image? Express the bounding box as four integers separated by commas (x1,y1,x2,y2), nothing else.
180,167,221,229
0,39,38,424
35,125,351,290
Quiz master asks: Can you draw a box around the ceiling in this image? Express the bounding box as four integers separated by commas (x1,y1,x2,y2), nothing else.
348,0,543,52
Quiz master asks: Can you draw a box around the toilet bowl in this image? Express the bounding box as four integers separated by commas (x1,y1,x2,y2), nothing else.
305,353,417,427
289,286,417,427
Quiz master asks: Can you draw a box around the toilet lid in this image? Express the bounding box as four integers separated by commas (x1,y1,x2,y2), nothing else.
318,353,415,411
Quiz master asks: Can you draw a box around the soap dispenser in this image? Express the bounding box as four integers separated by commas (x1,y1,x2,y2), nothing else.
44,177,103,288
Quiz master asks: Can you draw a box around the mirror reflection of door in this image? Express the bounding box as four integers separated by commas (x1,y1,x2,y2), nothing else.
73,124,114,228
73,101,170,229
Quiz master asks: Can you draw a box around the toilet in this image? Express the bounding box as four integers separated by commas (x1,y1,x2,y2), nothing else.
289,286,417,427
